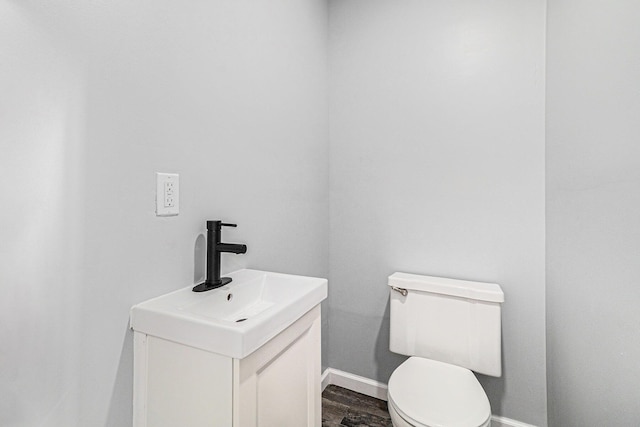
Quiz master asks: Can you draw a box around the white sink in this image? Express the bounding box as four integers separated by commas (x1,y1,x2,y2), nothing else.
130,269,327,359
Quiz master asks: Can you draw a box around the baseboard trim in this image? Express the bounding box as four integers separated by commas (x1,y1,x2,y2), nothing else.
490,415,538,427
320,368,537,427
321,368,388,400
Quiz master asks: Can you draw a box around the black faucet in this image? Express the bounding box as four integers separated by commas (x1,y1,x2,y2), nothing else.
192,220,247,292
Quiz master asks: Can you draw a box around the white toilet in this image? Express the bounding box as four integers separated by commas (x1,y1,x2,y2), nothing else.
387,272,504,427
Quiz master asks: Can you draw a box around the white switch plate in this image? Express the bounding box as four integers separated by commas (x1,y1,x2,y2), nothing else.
156,173,179,216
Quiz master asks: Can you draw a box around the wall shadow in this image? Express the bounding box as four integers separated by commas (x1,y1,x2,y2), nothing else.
374,295,408,383
476,330,506,417
105,322,133,427
194,233,206,284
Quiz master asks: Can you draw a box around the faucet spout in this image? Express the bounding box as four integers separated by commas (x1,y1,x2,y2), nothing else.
216,243,247,254
193,220,247,292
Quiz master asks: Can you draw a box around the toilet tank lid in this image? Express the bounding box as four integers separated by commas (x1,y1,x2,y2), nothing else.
388,272,504,303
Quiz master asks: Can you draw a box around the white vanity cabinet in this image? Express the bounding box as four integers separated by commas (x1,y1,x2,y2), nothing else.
133,304,322,427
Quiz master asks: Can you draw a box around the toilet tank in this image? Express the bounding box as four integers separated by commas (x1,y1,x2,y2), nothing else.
388,272,504,377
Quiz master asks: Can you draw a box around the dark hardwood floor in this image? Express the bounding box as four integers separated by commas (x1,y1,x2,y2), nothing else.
322,385,393,427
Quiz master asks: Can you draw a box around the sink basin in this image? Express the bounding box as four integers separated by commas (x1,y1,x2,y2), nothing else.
130,269,327,359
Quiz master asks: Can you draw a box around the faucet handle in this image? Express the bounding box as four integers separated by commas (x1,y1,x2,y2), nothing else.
206,220,238,230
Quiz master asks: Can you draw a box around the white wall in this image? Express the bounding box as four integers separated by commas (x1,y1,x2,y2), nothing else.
0,3,84,425
546,1,640,425
18,1,640,425
328,1,547,425
1,1,329,426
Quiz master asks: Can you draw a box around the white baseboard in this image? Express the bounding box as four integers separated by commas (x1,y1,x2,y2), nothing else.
320,368,537,427
321,368,388,401
490,416,538,427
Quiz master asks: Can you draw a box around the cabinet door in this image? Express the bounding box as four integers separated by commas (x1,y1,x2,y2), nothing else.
234,306,321,427
134,333,233,427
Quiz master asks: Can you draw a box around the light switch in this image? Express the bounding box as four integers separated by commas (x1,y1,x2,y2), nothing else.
156,173,179,216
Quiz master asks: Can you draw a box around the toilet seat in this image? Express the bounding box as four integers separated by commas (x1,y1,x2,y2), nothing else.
387,357,491,427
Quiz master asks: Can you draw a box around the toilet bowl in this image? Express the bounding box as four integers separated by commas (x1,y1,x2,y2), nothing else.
387,272,504,427
387,357,491,427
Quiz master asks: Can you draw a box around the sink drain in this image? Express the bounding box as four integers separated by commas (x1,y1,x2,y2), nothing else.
235,318,247,323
